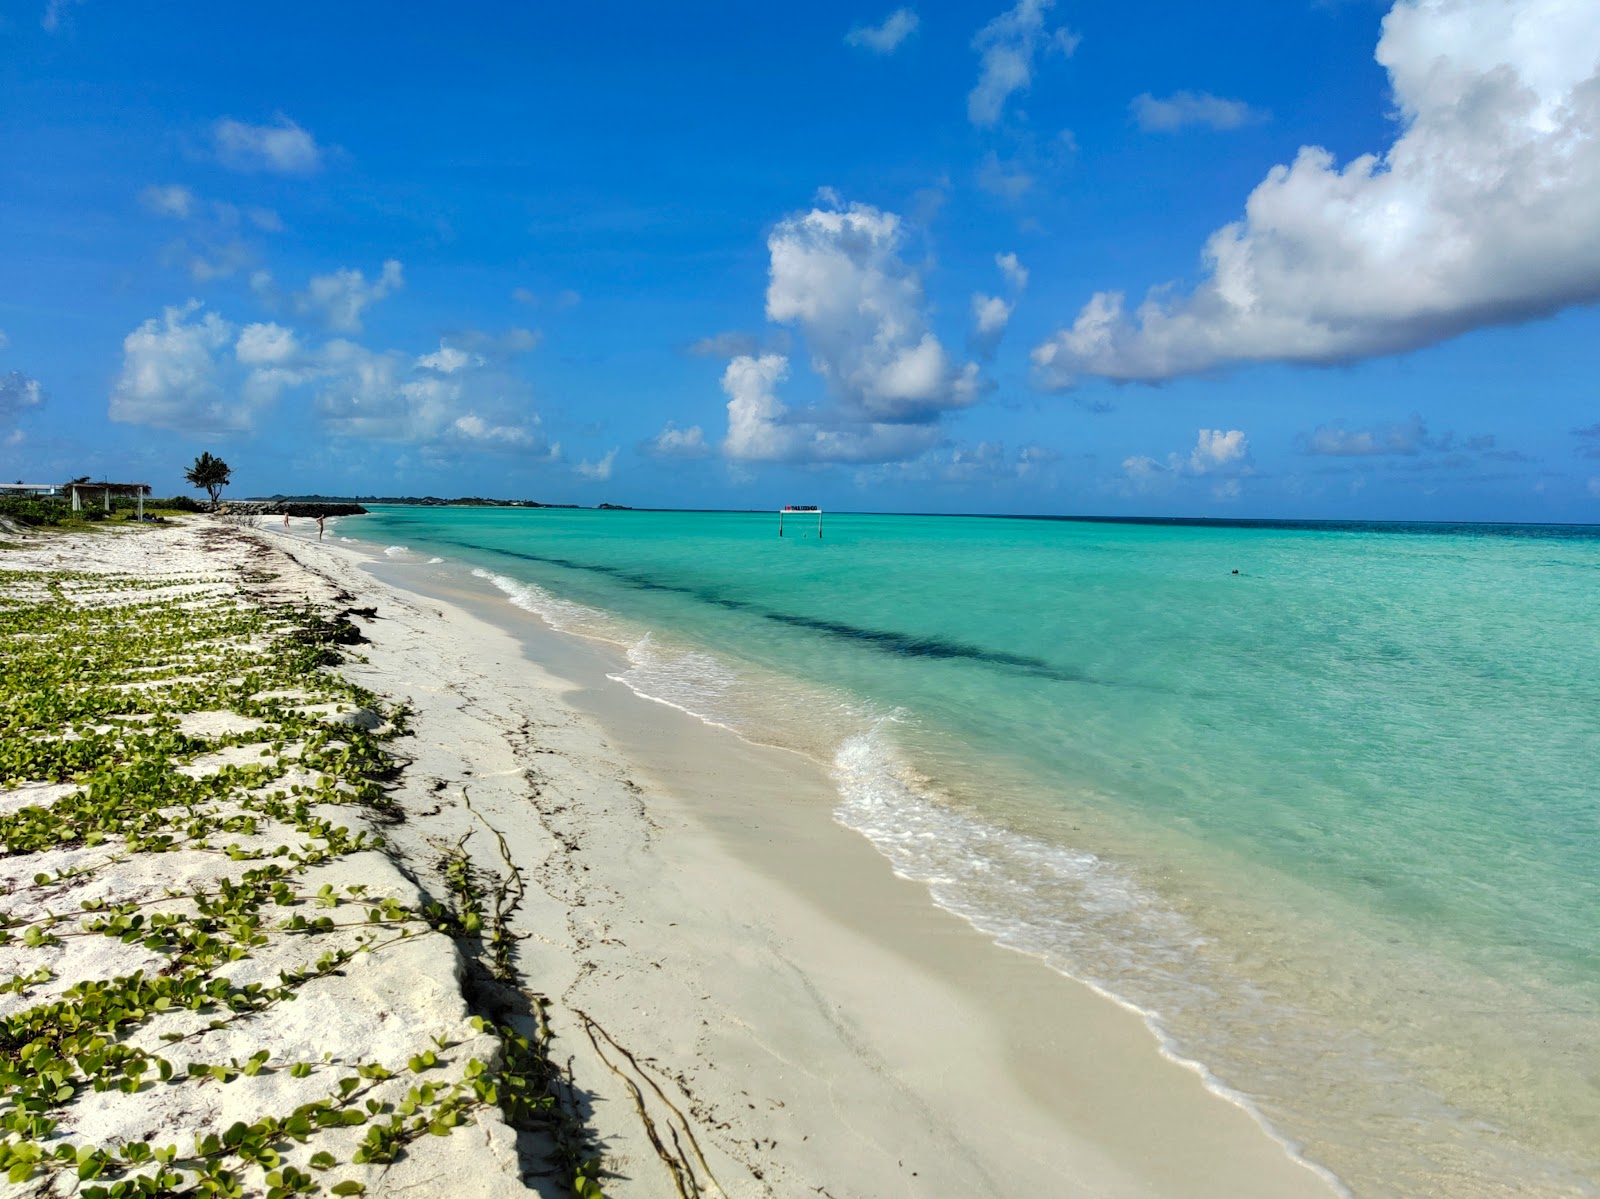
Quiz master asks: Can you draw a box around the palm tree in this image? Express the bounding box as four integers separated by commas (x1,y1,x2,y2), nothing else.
184,452,232,511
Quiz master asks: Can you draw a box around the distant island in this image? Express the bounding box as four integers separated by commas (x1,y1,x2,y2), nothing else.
246,494,632,510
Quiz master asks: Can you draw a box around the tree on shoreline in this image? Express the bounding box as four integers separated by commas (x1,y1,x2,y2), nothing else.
184,452,232,511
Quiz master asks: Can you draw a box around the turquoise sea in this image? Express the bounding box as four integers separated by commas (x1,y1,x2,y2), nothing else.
348,506,1600,1198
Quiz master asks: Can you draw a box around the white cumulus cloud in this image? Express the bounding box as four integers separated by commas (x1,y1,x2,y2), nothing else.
1189,427,1249,473
296,260,404,333
720,353,943,464
235,322,300,366
0,371,45,428
416,345,482,374
846,7,920,53
766,201,979,421
722,354,794,462
110,301,547,451
968,0,1080,127
312,342,543,450
1122,428,1252,498
1035,0,1600,386
996,251,1029,290
715,200,980,463
449,414,538,447
110,301,248,432
972,251,1029,354
575,448,619,480
972,294,1013,335
970,294,1014,358
213,116,322,175
649,423,710,458
1130,91,1266,133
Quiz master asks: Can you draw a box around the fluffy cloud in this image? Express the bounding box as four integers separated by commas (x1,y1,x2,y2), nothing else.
996,251,1029,290
110,302,250,432
968,0,1080,127
140,185,196,220
721,354,793,462
1188,428,1249,473
972,250,1029,353
213,116,322,175
846,8,920,53
575,448,619,480
416,345,481,374
648,423,710,458
311,342,544,450
0,372,44,430
447,414,542,447
972,294,1013,336
296,260,404,333
1035,0,1600,386
0,329,9,349
711,200,980,464
766,202,979,420
719,353,942,464
234,322,300,366
109,302,546,450
1130,91,1265,133
1122,428,1251,498
970,293,1013,358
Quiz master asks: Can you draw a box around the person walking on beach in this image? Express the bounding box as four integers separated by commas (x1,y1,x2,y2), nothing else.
283,512,290,528
316,515,325,540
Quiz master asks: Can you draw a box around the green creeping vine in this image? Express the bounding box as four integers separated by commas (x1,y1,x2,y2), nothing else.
0,566,605,1197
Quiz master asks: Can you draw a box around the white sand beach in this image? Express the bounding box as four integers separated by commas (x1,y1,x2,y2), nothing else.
2,517,1346,1198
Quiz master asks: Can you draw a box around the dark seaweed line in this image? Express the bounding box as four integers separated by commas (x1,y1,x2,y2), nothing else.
457,543,1097,684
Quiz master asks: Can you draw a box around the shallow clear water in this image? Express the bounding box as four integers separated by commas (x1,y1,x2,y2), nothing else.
353,506,1600,1198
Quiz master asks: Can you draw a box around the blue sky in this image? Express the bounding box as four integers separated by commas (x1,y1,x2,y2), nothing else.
2,0,1597,519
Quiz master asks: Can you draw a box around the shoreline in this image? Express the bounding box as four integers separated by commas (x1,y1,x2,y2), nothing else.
280,519,1346,1197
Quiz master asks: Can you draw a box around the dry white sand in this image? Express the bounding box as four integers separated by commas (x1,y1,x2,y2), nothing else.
4,516,1347,1198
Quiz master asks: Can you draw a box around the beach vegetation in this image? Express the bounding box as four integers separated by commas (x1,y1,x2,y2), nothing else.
0,560,609,1197
0,494,206,533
